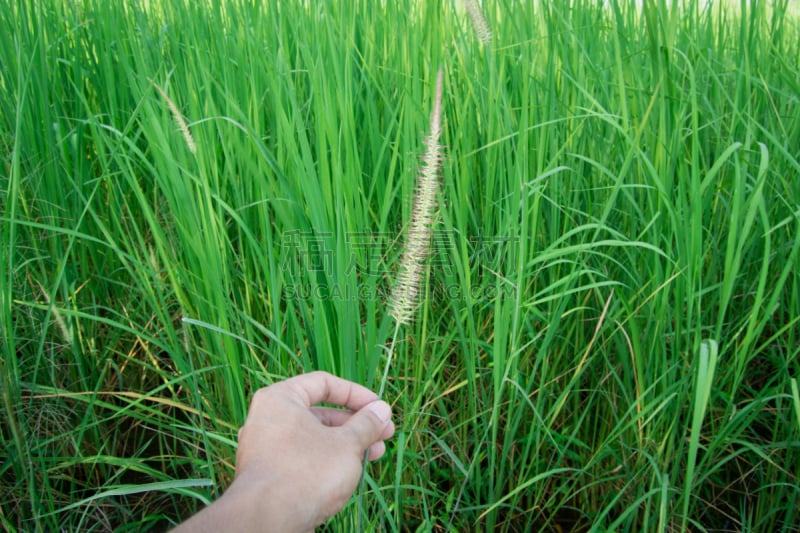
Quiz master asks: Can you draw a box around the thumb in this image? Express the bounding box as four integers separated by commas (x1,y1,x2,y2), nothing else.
343,400,392,452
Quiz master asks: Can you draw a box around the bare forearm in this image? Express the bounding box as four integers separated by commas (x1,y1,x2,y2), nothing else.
172,481,310,533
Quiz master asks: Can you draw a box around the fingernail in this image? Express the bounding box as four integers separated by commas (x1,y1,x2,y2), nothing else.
368,401,391,424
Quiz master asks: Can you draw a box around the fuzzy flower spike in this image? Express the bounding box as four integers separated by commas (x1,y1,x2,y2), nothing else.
360,68,445,529
389,68,444,326
463,0,492,43
149,78,197,155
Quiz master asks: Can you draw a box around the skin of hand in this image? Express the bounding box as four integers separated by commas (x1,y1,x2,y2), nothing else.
172,371,395,533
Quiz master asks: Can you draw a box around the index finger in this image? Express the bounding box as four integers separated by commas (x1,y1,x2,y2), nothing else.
276,371,379,411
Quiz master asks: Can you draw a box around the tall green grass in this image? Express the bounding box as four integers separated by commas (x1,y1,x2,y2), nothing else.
1,0,799,531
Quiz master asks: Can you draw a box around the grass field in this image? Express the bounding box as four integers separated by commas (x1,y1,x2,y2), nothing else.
2,0,799,531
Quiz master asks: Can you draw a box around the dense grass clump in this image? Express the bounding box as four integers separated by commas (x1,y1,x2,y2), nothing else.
2,0,799,531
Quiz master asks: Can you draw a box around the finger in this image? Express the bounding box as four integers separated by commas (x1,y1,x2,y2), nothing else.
341,400,393,453
311,407,395,438
367,440,386,461
311,406,353,427
379,419,396,441
368,412,398,460
281,371,379,411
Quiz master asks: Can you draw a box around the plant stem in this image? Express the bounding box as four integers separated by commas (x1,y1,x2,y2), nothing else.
357,319,402,530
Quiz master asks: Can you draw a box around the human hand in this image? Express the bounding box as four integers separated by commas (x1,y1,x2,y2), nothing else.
173,371,394,533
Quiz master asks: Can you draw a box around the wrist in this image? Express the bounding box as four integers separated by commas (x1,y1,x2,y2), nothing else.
172,475,312,533
222,473,314,533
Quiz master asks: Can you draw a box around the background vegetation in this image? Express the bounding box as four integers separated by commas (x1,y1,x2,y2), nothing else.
2,0,799,530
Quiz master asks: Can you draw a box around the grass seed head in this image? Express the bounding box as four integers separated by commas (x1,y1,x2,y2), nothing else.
462,0,492,43
149,78,197,155
389,68,444,326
